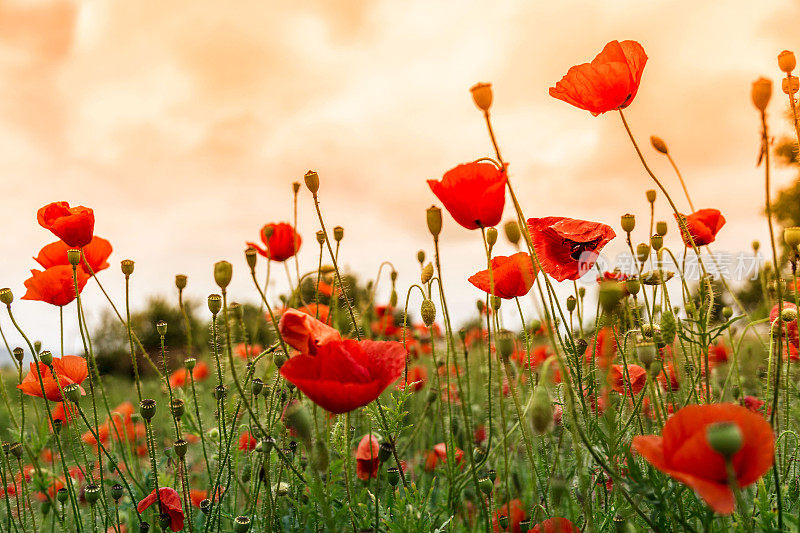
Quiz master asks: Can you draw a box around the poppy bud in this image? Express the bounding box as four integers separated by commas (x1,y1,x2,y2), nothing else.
84,484,101,505
706,421,743,458
0,288,12,306
111,483,124,502
283,402,313,445
720,306,733,320
752,240,760,252
315,231,325,245
655,221,668,236
620,214,635,234
650,136,669,155
234,516,251,533
495,329,515,361
421,263,434,284
478,476,493,495
214,261,233,289
312,440,329,473
416,250,425,264
39,350,53,366
156,320,167,337
486,227,498,248
578,287,586,298
625,278,641,296
636,243,650,263
645,189,656,204
566,295,577,312
637,342,656,369
783,76,799,95
779,50,796,73
503,220,521,246
175,274,187,291
751,77,772,112
64,383,82,404
251,378,264,396
333,226,344,242
598,281,624,314
173,438,188,458
304,170,320,194
139,398,156,420
208,294,222,315
387,467,400,487
426,206,442,237
476,299,485,314
421,299,436,327
650,234,663,251
170,398,185,419
531,384,554,434
121,259,135,276
470,82,493,112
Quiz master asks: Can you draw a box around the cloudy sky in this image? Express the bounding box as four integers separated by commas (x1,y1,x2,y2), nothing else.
0,0,798,359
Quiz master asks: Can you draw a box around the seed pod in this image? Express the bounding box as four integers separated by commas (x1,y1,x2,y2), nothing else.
214,261,233,289
207,294,222,315
284,402,313,445
251,378,264,396
636,243,650,263
655,221,668,236
531,384,554,435
139,399,156,420
170,399,185,420
84,484,101,505
751,77,772,112
387,467,400,487
706,421,743,458
495,329,516,361
333,226,344,242
173,439,188,458
421,263,434,284
304,170,319,193
111,483,124,501
234,516,252,533
64,384,82,404
566,295,577,312
312,440,329,472
156,320,167,336
486,227,498,248
645,189,656,204
470,82,493,112
779,50,796,73
39,350,53,366
175,274,188,290
0,288,12,305
620,213,635,234
121,259,135,276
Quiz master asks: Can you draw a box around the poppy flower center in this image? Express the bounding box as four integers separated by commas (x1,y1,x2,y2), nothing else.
563,236,603,260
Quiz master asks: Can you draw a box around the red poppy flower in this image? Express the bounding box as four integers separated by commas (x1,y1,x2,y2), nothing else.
194,361,210,381
468,252,538,299
37,202,95,248
169,369,187,388
239,431,257,452
742,396,765,414
433,442,464,466
657,362,680,392
427,162,507,230
137,487,184,532
608,364,646,395
356,434,381,480
294,303,331,325
675,209,725,247
527,217,615,282
396,365,428,392
34,237,112,274
278,308,341,355
771,302,799,348
247,222,301,262
235,343,263,360
17,356,88,401
531,517,580,533
549,40,647,116
189,489,207,508
22,265,89,307
632,403,774,514
708,342,730,364
280,339,406,414
492,499,528,533
587,327,617,369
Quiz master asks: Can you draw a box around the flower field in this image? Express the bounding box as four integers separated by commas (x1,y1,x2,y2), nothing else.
2,39,800,533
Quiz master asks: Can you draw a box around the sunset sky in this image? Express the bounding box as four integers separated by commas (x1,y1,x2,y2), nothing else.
0,0,798,358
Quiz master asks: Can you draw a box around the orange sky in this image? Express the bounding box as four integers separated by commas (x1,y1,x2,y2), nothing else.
0,0,798,355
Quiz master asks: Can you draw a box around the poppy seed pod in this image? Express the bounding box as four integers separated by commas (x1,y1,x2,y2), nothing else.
64,383,82,404
170,398,185,419
636,342,656,369
378,441,393,463
387,467,400,487
214,261,233,289
706,421,743,458
156,320,167,336
39,350,53,366
636,243,650,263
504,220,521,245
315,231,325,245
84,484,101,505
283,402,313,445
752,240,760,252
199,499,212,514
234,516,252,533
273,350,287,368
207,294,222,315
478,476,493,495
0,288,12,305
646,189,656,204
751,77,772,112
245,247,258,271
120,259,135,276
173,438,188,458
185,357,196,370
175,274,187,290
620,214,635,234
470,82,493,112
426,206,442,237
12,347,23,362
785,227,800,249
650,234,663,251
656,221,668,236
421,299,436,327
783,76,799,95
111,483,124,501
598,281,624,314
491,296,501,311
566,295,577,312
52,418,63,434
416,250,425,264
781,307,798,322
486,227,498,248
66,249,81,266
251,378,264,396
333,226,344,242
650,135,669,154
304,170,320,194
498,515,509,529
779,50,796,73
495,329,516,361
625,277,641,296
139,398,156,420
421,263,434,284
8,442,22,459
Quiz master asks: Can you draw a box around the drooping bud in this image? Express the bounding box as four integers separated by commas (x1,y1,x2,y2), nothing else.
650,136,669,154
751,77,772,112
389,290,398,308
304,170,320,194
706,421,743,458
416,250,425,264
121,259,135,276
470,82,493,112
421,299,436,327
208,294,222,315
779,50,796,73
214,261,233,289
645,189,656,204
426,206,442,237
504,220,521,245
620,214,635,234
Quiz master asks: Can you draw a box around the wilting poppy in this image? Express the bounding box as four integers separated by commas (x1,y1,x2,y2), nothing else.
280,339,406,414
608,364,647,395
468,252,538,299
528,217,615,282
396,365,428,392
549,40,647,116
675,209,726,247
427,162,507,230
22,266,89,307
492,499,528,533
17,356,88,401
247,222,301,262
37,202,95,248
356,434,381,480
632,403,774,514
137,487,184,531
239,431,257,452
34,237,112,274
530,517,580,533
278,308,341,354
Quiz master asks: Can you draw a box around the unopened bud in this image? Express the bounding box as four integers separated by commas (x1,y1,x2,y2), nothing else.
504,220,521,245
752,77,772,112
426,206,442,237
416,250,425,264
421,263,434,284
566,295,577,312
283,402,313,445
304,170,320,194
421,299,436,327
650,136,668,154
214,261,232,289
486,227,498,248
470,82,493,112
706,421,743,458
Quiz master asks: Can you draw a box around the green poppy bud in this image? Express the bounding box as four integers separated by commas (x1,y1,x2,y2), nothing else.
421,299,436,327
426,206,442,237
706,421,743,458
